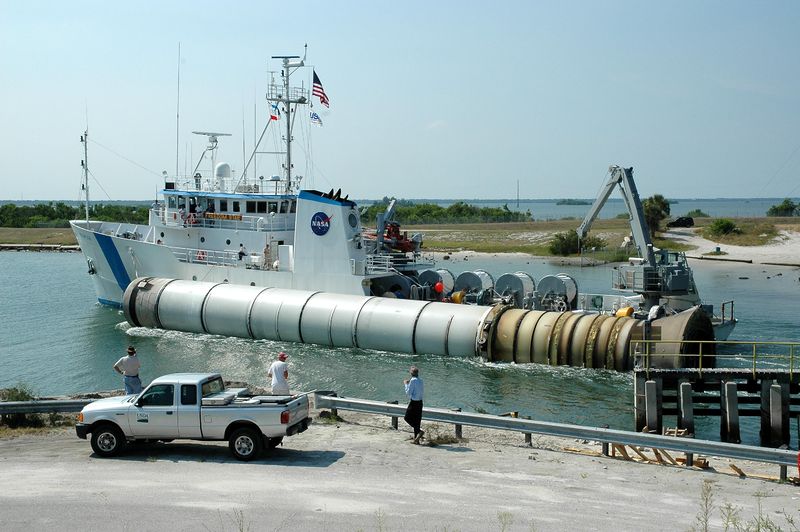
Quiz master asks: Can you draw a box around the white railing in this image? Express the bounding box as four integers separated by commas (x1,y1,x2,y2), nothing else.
157,209,295,233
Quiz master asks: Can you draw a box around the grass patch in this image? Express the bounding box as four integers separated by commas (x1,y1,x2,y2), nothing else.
699,220,778,246
423,426,463,446
0,227,78,245
316,410,345,424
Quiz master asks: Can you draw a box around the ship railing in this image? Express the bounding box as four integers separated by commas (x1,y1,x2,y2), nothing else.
576,292,639,313
158,208,294,233
612,266,664,292
169,245,240,267
365,254,393,274
720,300,735,322
365,252,422,274
634,339,800,379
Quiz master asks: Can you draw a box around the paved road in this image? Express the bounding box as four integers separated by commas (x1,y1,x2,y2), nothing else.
0,413,796,531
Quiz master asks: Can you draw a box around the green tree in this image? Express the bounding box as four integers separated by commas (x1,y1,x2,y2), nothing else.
642,194,670,238
766,198,798,217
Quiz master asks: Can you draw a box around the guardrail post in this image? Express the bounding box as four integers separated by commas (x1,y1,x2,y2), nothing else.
778,445,788,482
600,425,609,456
453,408,462,439
523,415,532,446
388,400,399,430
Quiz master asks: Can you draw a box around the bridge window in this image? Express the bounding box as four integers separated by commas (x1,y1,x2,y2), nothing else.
232,201,240,213
220,200,228,212
280,201,289,214
257,201,267,213
246,201,256,213
290,200,297,213
268,202,278,214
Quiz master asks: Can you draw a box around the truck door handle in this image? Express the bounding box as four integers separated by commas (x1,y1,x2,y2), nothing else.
166,411,173,415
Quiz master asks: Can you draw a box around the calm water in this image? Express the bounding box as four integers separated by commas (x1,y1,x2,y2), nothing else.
0,252,797,445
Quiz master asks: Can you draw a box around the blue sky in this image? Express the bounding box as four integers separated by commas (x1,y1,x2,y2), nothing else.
1,1,798,201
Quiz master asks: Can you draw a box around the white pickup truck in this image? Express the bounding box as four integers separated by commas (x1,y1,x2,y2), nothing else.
75,373,311,461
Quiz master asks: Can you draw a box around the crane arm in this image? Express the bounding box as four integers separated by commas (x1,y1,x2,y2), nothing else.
576,169,621,241
577,165,656,265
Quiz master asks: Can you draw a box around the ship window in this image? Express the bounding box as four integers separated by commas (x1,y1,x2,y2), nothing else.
280,201,289,214
290,200,297,214
220,200,228,211
268,202,278,213
168,197,176,208
226,239,231,245
257,201,267,213
246,201,256,213
160,232,164,238
232,201,240,213
200,237,205,243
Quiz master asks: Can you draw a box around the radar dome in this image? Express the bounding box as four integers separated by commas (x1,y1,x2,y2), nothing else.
215,162,232,179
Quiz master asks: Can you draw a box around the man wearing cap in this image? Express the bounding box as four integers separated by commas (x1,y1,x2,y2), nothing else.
113,346,142,395
267,352,290,395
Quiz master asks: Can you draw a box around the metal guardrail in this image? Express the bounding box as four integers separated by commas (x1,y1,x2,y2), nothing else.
314,394,798,470
0,399,93,415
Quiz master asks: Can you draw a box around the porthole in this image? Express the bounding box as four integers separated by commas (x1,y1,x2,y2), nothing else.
226,239,231,245
192,275,197,281
223,279,229,283
250,282,256,286
200,237,205,243
160,232,165,238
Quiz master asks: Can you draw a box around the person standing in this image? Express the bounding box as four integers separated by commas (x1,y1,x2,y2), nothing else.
113,346,142,395
404,365,424,443
238,243,247,261
268,352,290,395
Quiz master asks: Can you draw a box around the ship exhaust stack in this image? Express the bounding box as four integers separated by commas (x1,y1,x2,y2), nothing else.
123,277,714,371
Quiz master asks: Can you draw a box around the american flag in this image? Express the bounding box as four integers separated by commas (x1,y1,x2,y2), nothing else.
312,70,330,108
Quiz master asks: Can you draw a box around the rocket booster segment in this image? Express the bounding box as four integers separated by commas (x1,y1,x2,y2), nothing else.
123,277,714,371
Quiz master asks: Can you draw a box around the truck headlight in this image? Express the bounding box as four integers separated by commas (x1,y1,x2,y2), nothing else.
77,413,84,423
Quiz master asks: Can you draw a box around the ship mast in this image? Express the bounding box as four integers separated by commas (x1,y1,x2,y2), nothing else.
267,49,308,194
81,130,89,223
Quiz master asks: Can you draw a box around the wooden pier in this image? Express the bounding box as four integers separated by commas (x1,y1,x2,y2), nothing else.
634,367,798,447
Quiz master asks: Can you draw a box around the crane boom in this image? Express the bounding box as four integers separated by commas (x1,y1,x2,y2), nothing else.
576,165,655,266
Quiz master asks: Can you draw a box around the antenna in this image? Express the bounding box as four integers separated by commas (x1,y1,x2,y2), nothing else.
175,42,181,179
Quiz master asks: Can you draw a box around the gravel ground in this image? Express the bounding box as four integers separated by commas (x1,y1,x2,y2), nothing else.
0,409,798,532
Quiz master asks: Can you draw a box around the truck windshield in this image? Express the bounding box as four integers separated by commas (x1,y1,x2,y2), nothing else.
201,377,225,397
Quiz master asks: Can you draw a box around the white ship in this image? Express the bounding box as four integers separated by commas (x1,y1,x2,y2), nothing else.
71,52,429,307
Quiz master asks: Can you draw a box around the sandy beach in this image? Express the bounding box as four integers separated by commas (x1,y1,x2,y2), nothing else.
666,228,800,266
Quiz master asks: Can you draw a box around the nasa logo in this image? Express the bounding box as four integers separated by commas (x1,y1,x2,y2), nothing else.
310,211,332,236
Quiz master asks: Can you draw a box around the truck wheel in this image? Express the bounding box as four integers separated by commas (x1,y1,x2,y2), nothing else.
90,424,125,457
229,427,262,461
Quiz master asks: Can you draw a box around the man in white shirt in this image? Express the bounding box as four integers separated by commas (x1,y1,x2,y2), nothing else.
268,352,290,395
113,346,142,395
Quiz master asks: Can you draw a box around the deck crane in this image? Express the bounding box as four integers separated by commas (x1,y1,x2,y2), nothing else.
576,165,693,310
